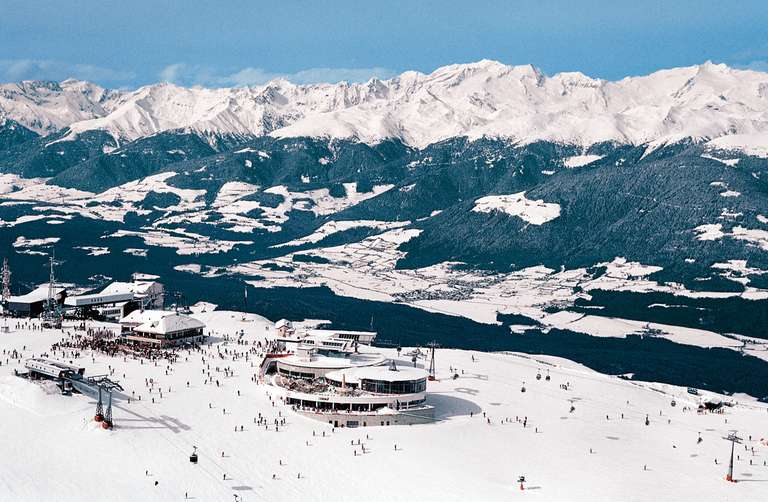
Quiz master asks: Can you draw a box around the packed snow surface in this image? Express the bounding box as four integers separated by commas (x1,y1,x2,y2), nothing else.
5,61,768,153
0,316,767,501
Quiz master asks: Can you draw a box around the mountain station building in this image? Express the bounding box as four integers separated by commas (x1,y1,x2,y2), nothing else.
119,310,205,347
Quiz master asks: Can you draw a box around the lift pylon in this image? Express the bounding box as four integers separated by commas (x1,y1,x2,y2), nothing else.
94,386,104,422
103,390,113,429
723,431,742,482
427,341,439,381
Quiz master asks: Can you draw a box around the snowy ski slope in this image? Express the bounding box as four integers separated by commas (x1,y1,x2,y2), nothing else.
0,312,766,501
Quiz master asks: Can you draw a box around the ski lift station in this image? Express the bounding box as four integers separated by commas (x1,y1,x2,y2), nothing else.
4,277,163,322
64,291,135,319
266,333,434,427
24,358,85,380
99,277,164,309
64,277,164,321
5,284,66,318
20,358,123,429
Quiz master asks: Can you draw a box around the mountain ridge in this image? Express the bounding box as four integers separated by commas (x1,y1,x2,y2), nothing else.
1,60,767,154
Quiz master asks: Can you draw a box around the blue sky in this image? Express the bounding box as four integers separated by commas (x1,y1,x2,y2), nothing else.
1,0,767,87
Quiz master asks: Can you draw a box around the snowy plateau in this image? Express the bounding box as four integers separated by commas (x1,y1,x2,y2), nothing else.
1,60,768,501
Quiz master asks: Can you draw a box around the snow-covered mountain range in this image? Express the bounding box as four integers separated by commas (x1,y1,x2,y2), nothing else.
2,61,768,402
2,60,768,153
0,79,121,134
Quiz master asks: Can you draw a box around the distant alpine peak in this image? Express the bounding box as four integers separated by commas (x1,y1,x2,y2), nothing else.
2,60,767,154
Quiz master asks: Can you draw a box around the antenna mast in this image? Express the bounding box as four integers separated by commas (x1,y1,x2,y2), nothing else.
47,251,56,306
2,258,10,303
41,250,62,328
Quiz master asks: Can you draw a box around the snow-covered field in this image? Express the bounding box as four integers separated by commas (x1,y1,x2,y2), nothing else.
695,223,768,251
273,220,410,248
210,230,768,358
0,313,766,501
106,228,252,256
0,173,397,244
472,192,561,225
5,170,764,358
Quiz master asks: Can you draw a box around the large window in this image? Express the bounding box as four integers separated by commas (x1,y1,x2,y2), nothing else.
360,378,426,394
279,367,315,379
328,379,359,389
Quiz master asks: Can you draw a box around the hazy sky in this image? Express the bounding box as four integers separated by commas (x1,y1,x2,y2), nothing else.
1,0,767,87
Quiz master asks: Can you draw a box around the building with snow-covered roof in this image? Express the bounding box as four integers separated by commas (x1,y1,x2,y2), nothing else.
101,279,164,310
5,284,66,317
64,291,138,321
267,335,433,426
273,360,433,427
63,277,163,321
275,345,387,380
119,310,204,347
325,365,428,395
306,328,377,345
65,292,134,307
275,319,295,338
273,319,377,345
